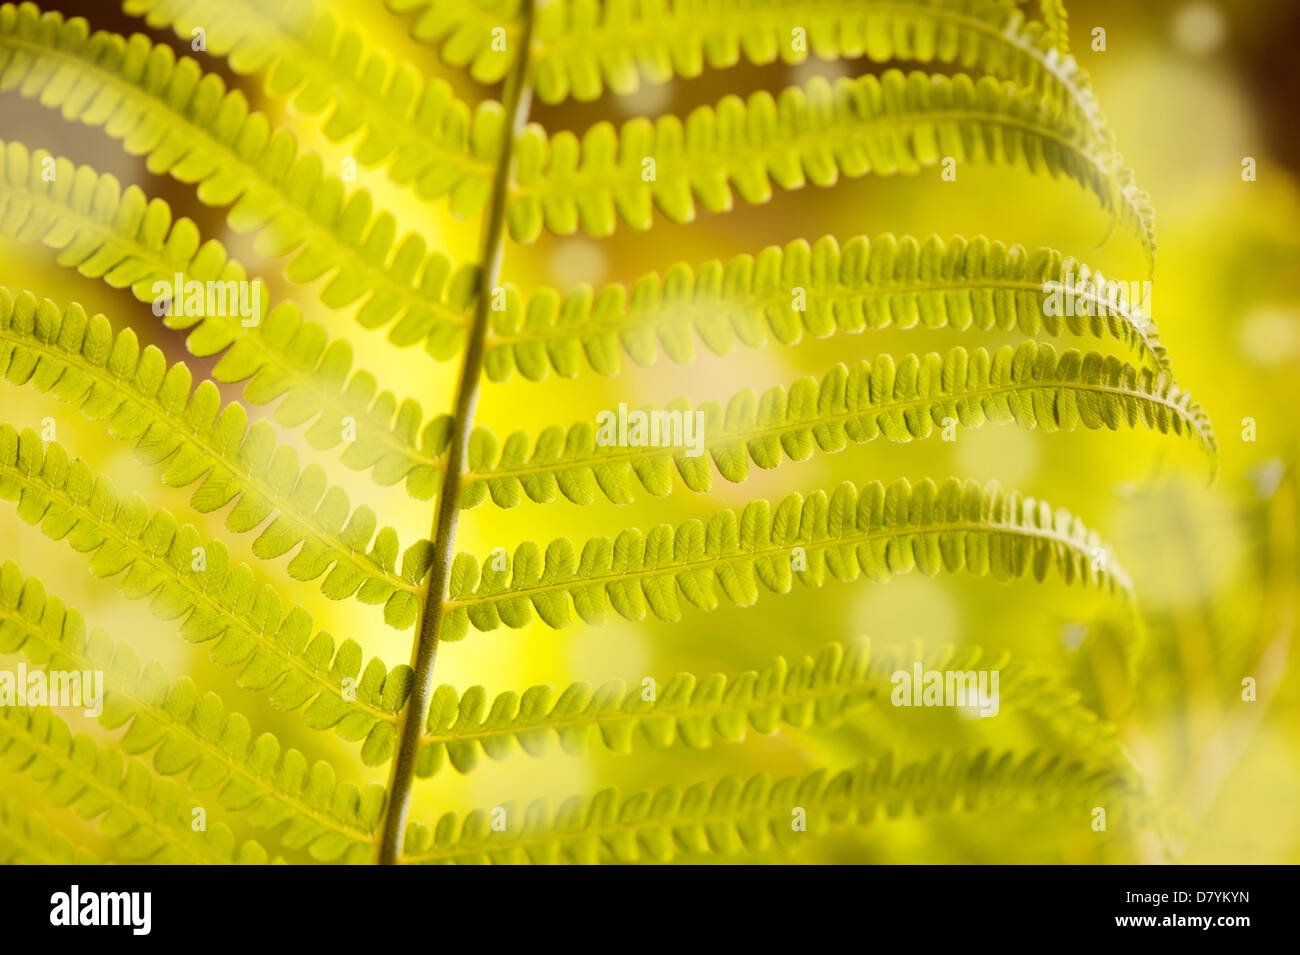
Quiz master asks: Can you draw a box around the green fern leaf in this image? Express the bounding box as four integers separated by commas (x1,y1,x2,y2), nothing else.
0,8,478,348
440,476,1132,639
0,0,1219,867
401,748,1147,863
0,705,269,863
383,0,519,83
0,560,382,860
0,426,411,756
505,70,1154,253
0,288,430,616
0,790,99,864
0,143,448,499
1039,0,1071,56
121,0,500,209
464,341,1214,508
415,638,1124,777
485,233,1167,382
389,0,1096,142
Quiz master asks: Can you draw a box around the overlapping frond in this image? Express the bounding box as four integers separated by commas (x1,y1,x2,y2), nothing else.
0,142,448,498
1038,0,1070,56
506,69,1154,252
0,790,98,863
0,288,428,614
415,638,1123,777
0,426,411,756
440,476,1132,639
402,748,1146,863
0,5,478,350
485,233,1167,382
0,560,380,860
0,705,267,863
387,0,1099,138
122,0,501,209
464,341,1214,508
382,0,519,83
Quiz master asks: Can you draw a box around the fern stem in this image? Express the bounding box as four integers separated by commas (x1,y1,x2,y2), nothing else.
377,0,538,865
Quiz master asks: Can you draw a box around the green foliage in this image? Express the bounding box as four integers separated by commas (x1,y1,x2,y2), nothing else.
0,287,426,612
1038,1,1071,56
0,424,411,749
0,4,479,353
0,560,382,860
416,638,1123,778
465,340,1212,507
0,704,268,863
0,790,99,863
402,748,1148,864
0,141,449,498
441,477,1133,639
387,0,1096,127
506,69,1154,251
0,0,1216,865
124,0,500,210
484,233,1169,382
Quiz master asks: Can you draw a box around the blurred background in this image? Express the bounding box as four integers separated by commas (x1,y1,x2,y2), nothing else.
1,0,1297,863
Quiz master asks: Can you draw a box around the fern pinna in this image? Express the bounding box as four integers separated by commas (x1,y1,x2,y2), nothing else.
0,0,1211,866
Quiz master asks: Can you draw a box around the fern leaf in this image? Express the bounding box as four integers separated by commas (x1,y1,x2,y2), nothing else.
418,639,886,776
1039,0,1071,56
0,7,478,348
0,705,268,863
506,69,1154,253
0,143,448,499
401,749,1146,863
383,0,520,83
0,790,99,864
121,0,501,211
0,288,429,616
464,342,1214,508
0,560,381,860
485,233,1167,382
415,638,1123,777
0,426,411,757
390,0,1098,143
440,476,1132,638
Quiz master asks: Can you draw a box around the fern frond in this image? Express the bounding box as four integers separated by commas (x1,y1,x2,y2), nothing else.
401,748,1146,863
389,0,1099,143
0,289,428,616
0,143,448,499
440,476,1132,638
506,70,1154,253
418,638,884,776
0,426,411,756
383,0,519,83
0,7,478,348
121,0,501,212
415,638,1122,777
0,790,99,863
485,233,1167,382
0,560,381,860
0,705,268,863
1039,0,1070,56
464,342,1214,508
